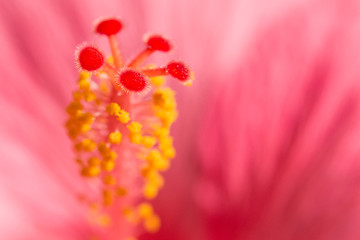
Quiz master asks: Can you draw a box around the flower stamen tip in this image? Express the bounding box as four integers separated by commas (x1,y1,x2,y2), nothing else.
77,46,104,71
118,69,149,93
166,61,190,82
146,34,172,52
95,17,123,36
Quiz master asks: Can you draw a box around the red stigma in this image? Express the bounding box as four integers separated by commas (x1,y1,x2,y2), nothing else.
119,69,148,92
146,35,172,52
78,46,104,71
166,62,190,81
96,18,123,36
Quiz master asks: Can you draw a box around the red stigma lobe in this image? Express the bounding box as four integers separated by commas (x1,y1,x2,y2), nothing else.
96,18,123,36
78,46,104,71
166,62,190,81
119,69,148,92
146,35,172,52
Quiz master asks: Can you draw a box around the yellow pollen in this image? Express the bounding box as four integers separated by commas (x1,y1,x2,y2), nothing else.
82,165,100,177
76,138,96,152
66,101,83,116
84,90,97,102
78,78,90,90
106,102,121,115
141,136,156,148
98,142,110,155
88,157,101,166
127,122,142,133
108,131,122,144
117,109,130,124
145,150,169,171
137,203,153,219
123,207,139,224
101,160,115,172
144,214,161,233
129,133,142,144
102,150,117,161
116,187,127,197
73,91,83,101
103,190,113,206
79,71,91,80
143,182,159,199
103,175,116,185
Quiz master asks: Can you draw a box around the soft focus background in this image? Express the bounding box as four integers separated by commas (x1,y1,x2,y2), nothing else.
1,0,360,239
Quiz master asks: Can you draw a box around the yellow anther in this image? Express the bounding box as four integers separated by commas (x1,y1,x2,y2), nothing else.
74,142,82,151
144,214,161,233
79,139,96,151
146,150,162,163
108,131,122,144
116,110,130,124
103,190,113,206
78,78,90,90
116,187,127,197
127,122,142,134
123,208,139,224
77,112,94,125
141,136,156,148
98,142,110,155
106,103,121,115
79,71,91,80
146,170,164,188
101,160,115,172
153,92,167,108
103,175,116,185
81,166,100,177
143,183,159,199
159,137,175,159
103,151,117,161
153,88,175,109
129,133,142,144
88,157,101,166
84,90,96,102
137,203,153,219
66,101,83,116
157,158,169,171
80,124,91,133
157,110,178,127
153,127,169,138
162,147,176,159
73,91,83,101
146,150,168,170
150,76,165,87
68,127,79,139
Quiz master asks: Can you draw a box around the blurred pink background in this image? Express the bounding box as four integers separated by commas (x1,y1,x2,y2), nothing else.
1,0,360,239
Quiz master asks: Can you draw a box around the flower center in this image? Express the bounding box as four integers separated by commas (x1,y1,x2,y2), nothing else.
66,17,192,239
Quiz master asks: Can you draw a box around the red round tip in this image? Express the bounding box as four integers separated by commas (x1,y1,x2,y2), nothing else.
146,35,172,52
78,46,104,71
166,62,190,81
119,69,148,92
95,18,123,36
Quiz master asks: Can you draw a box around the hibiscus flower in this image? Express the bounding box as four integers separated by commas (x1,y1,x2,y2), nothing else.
1,0,360,240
